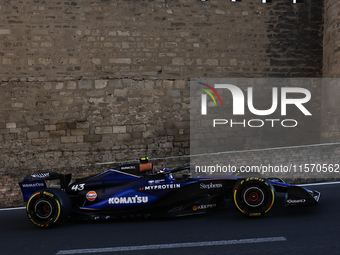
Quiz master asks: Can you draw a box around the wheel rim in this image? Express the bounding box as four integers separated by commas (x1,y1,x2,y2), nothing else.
34,199,53,219
243,187,265,208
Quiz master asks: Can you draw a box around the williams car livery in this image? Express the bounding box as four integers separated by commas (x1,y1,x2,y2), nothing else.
18,158,320,228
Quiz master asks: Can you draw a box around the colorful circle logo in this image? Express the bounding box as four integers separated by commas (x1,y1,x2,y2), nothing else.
86,191,97,202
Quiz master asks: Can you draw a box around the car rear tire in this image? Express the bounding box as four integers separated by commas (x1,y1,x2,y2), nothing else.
26,188,72,228
233,177,275,216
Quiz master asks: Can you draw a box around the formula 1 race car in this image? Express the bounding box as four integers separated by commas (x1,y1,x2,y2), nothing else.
19,158,320,228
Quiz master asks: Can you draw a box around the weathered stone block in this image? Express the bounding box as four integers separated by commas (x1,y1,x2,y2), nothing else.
79,80,92,89
163,80,173,89
174,80,186,89
172,58,184,66
29,125,44,132
45,125,56,131
62,97,74,104
95,126,113,134
67,123,77,129
205,59,218,66
9,128,22,134
131,132,142,139
55,82,64,90
112,126,126,134
215,10,225,15
167,90,181,97
114,89,128,97
86,90,105,97
77,136,84,143
32,138,47,146
117,31,130,36
84,135,102,142
27,132,40,139
71,129,89,136
117,133,131,141
95,80,108,89
66,81,77,89
38,58,52,65
44,82,52,90
109,58,131,64
0,129,9,134
0,29,10,35
2,58,12,65
56,123,68,130
40,131,50,138
3,133,16,140
108,79,123,88
161,142,173,148
230,59,238,66
61,136,77,143
142,130,154,138
77,122,90,129
12,103,23,107
132,125,146,132
6,123,16,129
50,130,66,137
51,101,60,107
122,79,132,86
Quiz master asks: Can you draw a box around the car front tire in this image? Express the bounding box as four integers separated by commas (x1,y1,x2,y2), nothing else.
233,177,275,216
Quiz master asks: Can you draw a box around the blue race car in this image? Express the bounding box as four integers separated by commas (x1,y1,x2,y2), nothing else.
19,158,320,228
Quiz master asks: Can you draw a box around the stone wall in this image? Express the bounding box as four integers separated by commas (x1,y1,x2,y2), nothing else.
0,0,323,81
322,0,340,143
0,79,189,172
0,0,326,208
324,0,340,78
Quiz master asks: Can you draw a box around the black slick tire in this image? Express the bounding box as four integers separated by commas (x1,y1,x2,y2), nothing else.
26,188,72,228
233,177,275,216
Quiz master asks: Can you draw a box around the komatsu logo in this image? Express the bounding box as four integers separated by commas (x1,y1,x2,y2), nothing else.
108,195,148,204
22,183,45,188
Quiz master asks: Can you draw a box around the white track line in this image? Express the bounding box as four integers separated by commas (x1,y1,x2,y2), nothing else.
0,206,25,211
298,181,340,187
93,141,340,166
56,237,287,254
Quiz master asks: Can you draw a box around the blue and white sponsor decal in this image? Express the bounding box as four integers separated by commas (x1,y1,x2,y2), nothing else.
108,195,148,204
80,189,158,210
148,179,165,185
19,181,47,202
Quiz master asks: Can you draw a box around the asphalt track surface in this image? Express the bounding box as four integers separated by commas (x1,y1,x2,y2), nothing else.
1,183,340,255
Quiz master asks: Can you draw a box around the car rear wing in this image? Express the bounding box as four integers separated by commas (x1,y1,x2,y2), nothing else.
19,172,72,202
